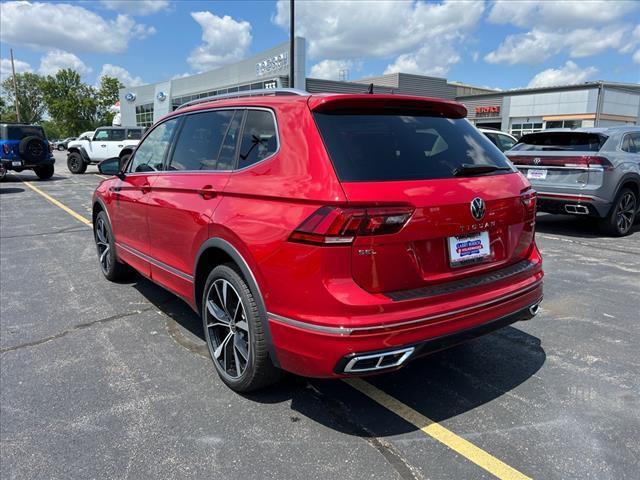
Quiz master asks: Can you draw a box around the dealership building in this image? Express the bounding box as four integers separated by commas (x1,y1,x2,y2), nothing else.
120,38,640,135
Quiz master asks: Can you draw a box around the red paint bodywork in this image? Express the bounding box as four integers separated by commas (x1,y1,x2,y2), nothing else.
93,93,543,378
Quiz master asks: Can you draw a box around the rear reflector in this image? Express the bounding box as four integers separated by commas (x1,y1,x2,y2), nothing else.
290,205,414,245
2,144,10,155
521,188,537,212
507,155,613,171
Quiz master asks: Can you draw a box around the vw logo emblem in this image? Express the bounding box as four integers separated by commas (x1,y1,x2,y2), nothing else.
125,92,136,102
156,91,167,102
470,197,486,221
533,157,541,165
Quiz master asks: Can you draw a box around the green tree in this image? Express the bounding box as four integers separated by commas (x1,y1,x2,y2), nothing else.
42,69,98,136
0,72,47,124
96,76,124,126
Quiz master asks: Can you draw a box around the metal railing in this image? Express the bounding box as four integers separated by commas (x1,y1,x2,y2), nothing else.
176,88,310,110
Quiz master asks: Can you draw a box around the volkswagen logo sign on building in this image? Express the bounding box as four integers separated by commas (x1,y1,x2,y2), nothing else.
470,197,486,221
125,92,136,102
157,91,167,102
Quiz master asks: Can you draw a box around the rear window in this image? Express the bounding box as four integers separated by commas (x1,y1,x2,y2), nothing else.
2,125,45,140
313,113,511,182
511,132,607,152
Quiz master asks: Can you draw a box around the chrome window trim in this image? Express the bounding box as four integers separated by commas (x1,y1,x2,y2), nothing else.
516,165,602,171
116,242,194,282
267,279,543,336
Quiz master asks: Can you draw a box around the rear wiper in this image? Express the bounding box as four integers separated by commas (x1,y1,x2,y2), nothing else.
452,164,512,177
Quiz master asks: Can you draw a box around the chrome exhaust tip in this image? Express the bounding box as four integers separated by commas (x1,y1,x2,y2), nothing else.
343,347,414,373
564,204,589,215
529,303,540,316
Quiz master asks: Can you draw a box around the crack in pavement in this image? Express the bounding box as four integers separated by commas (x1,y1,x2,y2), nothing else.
0,307,157,354
1,226,90,239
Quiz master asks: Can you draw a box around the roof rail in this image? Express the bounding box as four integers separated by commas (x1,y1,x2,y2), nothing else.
176,88,310,110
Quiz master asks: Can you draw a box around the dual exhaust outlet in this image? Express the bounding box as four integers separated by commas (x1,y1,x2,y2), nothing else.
342,301,542,374
564,204,589,215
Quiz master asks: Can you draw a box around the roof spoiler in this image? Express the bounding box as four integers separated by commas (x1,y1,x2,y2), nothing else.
308,94,467,118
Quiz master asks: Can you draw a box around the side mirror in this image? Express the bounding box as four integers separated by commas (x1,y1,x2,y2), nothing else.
98,157,123,177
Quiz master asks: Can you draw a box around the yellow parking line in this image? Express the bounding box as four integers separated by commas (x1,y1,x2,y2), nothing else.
15,175,529,479
95,173,109,180
21,180,92,227
344,378,531,480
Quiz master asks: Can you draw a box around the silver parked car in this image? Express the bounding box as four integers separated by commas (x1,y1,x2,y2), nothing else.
506,126,640,236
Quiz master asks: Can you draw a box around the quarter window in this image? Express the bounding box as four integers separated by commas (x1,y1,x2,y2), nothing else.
128,118,179,173
238,110,278,169
168,110,238,171
127,129,142,140
622,133,640,154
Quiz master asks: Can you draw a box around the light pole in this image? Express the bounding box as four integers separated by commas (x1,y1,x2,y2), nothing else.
10,48,21,122
289,0,295,88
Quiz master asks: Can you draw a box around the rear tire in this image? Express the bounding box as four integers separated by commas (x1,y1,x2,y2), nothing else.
0,165,6,181
57,145,64,151
599,188,637,236
202,264,281,392
94,211,130,281
34,165,54,180
67,152,87,174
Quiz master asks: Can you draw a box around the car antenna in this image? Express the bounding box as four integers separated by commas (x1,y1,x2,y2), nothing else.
367,83,374,94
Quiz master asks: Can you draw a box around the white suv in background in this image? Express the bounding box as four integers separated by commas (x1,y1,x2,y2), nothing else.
66,126,143,174
479,127,518,152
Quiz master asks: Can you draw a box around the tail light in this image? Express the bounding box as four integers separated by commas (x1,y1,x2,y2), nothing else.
508,155,613,171
521,188,537,216
2,144,10,155
290,205,414,245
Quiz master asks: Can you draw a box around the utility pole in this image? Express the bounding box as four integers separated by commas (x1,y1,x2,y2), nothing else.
10,48,21,122
289,0,295,88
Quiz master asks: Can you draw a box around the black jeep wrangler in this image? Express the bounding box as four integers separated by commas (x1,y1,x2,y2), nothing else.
0,123,55,181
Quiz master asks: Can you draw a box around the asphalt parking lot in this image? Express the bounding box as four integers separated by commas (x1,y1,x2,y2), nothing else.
1,151,639,480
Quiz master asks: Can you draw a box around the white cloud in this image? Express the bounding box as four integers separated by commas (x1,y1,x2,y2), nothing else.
0,1,156,54
488,1,638,29
99,64,144,87
633,50,640,64
187,11,252,72
0,57,33,81
101,0,170,16
486,26,632,65
38,50,92,76
527,61,598,88
385,41,460,76
485,1,639,65
309,59,362,80
273,0,483,76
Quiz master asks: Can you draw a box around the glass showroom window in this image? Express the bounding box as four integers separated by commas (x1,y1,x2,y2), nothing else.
135,104,154,127
510,122,543,138
545,120,582,129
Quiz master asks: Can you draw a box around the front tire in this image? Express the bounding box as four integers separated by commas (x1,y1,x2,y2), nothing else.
599,188,637,236
57,145,64,151
94,211,130,281
202,264,281,392
34,165,54,180
67,152,87,174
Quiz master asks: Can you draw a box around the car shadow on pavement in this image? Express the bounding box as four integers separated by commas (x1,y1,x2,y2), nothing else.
535,213,639,238
0,187,25,194
130,272,546,438
2,173,67,183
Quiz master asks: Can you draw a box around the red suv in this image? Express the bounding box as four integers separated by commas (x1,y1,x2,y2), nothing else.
93,89,543,392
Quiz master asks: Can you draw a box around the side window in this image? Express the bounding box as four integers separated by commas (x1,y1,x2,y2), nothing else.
238,110,278,169
128,118,179,173
498,134,517,151
111,129,125,141
94,130,109,141
483,132,500,149
169,110,235,171
622,133,640,154
126,129,142,140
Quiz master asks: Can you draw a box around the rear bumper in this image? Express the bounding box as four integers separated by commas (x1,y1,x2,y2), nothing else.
268,270,543,378
1,157,55,170
536,191,611,218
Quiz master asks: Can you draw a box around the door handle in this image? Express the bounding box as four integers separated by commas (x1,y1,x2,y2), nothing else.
140,183,151,194
101,144,107,147
117,145,123,148
198,185,217,200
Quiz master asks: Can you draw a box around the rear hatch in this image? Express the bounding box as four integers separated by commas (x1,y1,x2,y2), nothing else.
308,95,536,294
505,131,611,189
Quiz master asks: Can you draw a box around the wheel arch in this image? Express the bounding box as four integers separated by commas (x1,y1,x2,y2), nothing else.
67,146,89,163
194,238,279,367
614,173,640,207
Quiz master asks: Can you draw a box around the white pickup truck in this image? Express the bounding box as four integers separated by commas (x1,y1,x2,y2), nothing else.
66,126,143,174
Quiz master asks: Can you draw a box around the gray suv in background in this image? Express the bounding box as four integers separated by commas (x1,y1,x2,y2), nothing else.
506,126,640,236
